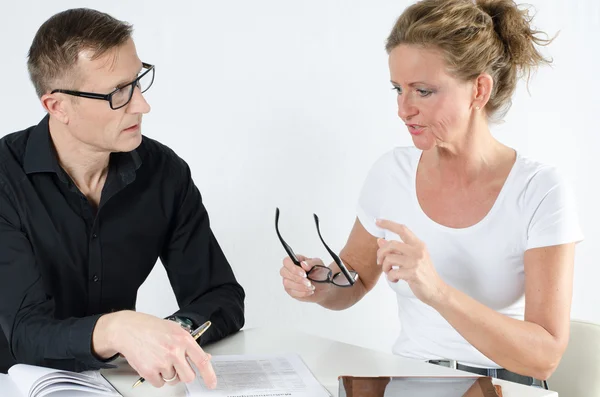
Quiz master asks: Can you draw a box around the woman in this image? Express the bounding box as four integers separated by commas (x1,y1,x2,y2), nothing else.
278,0,583,389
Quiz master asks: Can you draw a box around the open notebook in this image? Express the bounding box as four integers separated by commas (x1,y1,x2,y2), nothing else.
4,364,121,397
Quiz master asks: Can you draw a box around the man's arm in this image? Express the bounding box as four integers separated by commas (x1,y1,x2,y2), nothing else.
160,161,245,344
0,179,221,386
0,188,114,371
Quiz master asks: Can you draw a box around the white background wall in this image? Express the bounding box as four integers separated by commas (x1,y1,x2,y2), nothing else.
1,1,598,353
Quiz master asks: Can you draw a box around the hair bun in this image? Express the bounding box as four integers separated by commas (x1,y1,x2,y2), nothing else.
476,0,552,69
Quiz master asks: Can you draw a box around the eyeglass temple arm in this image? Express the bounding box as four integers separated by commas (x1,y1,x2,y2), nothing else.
50,89,109,100
275,208,302,266
313,214,356,285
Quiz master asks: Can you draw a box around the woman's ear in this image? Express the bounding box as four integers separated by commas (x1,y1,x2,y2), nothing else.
472,73,494,111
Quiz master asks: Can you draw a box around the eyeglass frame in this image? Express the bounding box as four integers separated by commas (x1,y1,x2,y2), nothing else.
275,207,358,287
50,62,155,110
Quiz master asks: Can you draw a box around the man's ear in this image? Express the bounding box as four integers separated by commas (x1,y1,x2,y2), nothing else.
471,73,494,111
41,93,69,124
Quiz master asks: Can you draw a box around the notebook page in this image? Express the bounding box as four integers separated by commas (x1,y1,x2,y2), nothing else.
8,364,119,397
0,373,23,397
8,364,58,397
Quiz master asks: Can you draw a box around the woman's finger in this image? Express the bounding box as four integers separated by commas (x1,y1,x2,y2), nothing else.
280,266,310,286
283,277,315,294
285,287,315,299
282,257,309,278
381,253,415,273
387,267,412,283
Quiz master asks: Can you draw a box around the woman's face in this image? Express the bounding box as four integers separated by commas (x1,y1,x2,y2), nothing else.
388,44,477,151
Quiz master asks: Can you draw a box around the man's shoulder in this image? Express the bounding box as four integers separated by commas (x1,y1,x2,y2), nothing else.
139,135,177,158
138,135,190,177
0,126,35,171
0,126,35,212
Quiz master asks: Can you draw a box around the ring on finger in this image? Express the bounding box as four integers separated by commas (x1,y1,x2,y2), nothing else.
162,372,178,383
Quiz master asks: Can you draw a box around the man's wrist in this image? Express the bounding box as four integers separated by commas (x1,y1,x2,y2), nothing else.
166,315,194,333
92,311,123,359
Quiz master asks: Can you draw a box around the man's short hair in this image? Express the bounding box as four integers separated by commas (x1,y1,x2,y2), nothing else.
27,8,133,98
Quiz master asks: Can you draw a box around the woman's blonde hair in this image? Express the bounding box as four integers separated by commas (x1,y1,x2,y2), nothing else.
386,0,553,120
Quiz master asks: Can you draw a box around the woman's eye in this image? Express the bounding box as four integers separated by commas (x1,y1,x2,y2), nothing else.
417,89,433,97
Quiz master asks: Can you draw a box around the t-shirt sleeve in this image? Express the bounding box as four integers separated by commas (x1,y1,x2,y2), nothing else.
525,166,584,250
356,153,392,238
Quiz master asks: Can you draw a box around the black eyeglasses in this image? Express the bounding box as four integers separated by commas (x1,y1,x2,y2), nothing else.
275,207,358,287
50,62,155,110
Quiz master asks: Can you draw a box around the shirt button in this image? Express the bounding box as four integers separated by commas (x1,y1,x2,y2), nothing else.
92,233,98,239
92,275,99,282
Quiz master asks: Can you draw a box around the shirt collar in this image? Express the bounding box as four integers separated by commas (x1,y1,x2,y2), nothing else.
23,114,59,175
23,115,143,179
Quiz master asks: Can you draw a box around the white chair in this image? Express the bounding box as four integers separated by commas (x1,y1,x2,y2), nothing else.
548,319,600,397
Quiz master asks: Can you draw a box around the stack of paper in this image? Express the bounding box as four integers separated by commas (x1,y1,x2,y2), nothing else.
186,353,331,397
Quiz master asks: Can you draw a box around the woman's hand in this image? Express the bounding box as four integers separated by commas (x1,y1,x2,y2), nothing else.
375,219,448,306
280,255,332,303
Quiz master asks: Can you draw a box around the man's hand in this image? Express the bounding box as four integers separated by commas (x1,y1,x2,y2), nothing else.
93,311,217,389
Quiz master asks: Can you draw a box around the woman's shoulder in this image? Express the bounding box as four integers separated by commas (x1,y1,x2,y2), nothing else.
512,153,573,205
514,153,566,189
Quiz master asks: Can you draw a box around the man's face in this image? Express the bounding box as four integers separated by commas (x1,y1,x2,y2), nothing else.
62,38,151,153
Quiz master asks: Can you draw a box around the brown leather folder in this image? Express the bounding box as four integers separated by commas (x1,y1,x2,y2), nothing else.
338,375,502,397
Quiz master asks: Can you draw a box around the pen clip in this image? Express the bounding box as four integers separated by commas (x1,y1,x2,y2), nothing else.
191,320,212,340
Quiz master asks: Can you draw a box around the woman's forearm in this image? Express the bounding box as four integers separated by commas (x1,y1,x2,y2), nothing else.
431,285,567,379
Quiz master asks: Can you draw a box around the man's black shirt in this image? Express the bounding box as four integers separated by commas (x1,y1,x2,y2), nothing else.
0,116,245,372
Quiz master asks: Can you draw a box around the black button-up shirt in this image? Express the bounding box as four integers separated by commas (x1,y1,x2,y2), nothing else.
0,116,245,373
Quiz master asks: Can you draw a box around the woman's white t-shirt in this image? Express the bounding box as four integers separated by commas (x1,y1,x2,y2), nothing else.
357,146,584,368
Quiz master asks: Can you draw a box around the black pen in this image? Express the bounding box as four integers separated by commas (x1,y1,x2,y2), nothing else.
132,320,212,388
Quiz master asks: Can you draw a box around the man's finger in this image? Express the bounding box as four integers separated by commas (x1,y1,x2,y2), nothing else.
145,372,165,388
134,361,166,388
187,345,217,389
172,354,195,384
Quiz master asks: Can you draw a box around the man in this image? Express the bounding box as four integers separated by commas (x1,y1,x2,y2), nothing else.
0,8,245,389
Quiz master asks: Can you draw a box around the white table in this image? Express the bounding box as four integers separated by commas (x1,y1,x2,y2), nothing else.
99,327,557,397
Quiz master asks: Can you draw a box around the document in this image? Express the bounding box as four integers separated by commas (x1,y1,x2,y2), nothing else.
186,353,331,397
